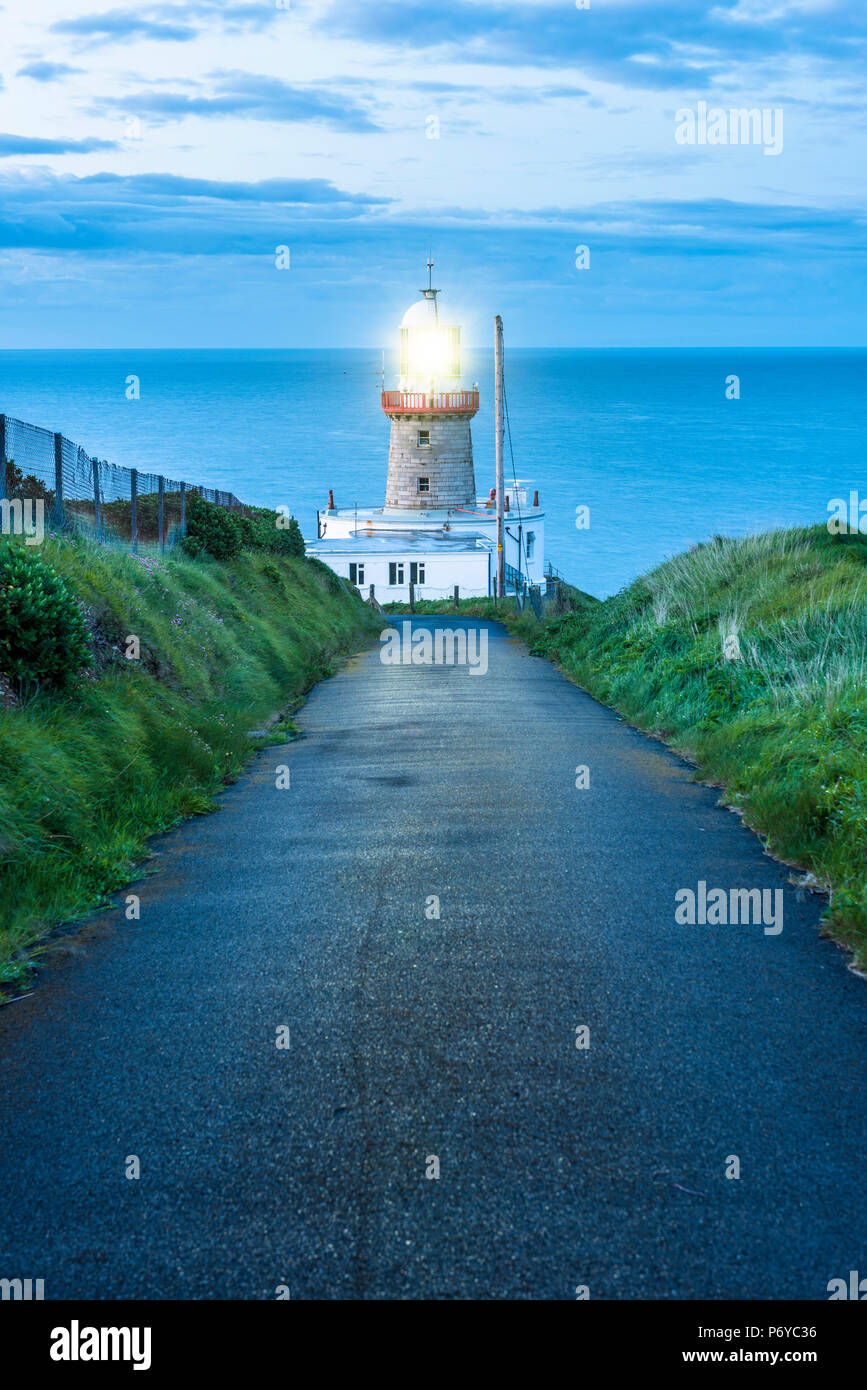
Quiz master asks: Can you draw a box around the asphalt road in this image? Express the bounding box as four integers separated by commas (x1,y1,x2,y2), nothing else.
1,617,865,1300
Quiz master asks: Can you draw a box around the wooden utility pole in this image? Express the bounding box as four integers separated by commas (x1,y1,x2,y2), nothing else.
495,315,505,598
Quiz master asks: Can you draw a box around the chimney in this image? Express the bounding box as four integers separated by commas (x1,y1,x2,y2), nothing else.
533,489,539,507
327,489,335,511
504,494,510,513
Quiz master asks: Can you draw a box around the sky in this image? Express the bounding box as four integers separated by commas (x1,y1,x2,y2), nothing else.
0,0,865,347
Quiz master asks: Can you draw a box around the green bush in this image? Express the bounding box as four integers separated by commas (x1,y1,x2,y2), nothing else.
0,541,92,691
181,493,243,561
69,489,185,543
238,508,305,557
3,459,56,507
181,495,305,562
276,514,305,557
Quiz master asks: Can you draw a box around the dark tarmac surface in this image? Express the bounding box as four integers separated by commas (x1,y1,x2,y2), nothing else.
1,618,865,1300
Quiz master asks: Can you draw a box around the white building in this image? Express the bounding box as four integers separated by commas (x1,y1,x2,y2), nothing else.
307,264,545,603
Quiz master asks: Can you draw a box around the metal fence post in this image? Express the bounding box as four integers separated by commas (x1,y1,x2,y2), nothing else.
409,580,415,612
92,458,102,541
53,433,65,528
158,476,165,552
130,469,138,552
180,481,186,537
0,414,7,498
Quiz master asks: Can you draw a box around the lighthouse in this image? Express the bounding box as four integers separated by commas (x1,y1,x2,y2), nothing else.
308,263,545,602
382,261,479,511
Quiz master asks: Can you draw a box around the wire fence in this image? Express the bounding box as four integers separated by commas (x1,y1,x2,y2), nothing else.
0,412,248,551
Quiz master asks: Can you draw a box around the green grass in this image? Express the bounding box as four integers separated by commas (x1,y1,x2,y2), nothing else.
0,536,380,987
388,527,867,968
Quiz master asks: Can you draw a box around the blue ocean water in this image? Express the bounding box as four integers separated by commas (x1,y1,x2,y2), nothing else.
1,348,863,597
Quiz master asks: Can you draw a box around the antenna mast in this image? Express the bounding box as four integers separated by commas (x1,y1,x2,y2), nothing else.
495,315,505,598
422,257,439,322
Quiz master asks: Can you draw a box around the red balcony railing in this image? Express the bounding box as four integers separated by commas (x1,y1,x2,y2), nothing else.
382,390,479,416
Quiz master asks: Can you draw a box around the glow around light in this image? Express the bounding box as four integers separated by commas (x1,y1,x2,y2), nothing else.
407,327,451,379
401,322,461,387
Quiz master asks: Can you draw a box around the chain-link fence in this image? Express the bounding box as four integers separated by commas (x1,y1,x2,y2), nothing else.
0,412,247,550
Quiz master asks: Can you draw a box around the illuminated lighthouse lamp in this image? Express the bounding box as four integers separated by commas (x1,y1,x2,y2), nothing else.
399,264,462,391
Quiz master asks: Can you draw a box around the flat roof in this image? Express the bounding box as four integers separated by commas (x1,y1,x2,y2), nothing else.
308,531,493,556
320,503,544,523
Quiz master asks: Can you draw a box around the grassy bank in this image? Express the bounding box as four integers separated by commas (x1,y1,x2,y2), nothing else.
389,525,867,968
0,536,380,987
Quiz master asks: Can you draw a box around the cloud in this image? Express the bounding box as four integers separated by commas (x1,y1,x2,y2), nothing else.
0,169,391,255
95,72,382,133
52,1,278,47
194,0,277,30
405,79,590,103
2,192,864,350
319,0,867,90
17,61,84,82
53,8,197,44
0,165,858,277
387,194,867,258
76,171,390,205
0,134,119,155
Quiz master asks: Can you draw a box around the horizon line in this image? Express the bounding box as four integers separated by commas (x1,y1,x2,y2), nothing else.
2,344,866,353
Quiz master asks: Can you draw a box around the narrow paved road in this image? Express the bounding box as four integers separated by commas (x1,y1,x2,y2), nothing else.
1,618,865,1300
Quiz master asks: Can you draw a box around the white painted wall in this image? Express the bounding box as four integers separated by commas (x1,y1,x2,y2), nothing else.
315,511,545,589
313,548,492,601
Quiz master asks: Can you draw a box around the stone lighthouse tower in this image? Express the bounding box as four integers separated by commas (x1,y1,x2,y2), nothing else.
382,261,479,510
308,264,546,601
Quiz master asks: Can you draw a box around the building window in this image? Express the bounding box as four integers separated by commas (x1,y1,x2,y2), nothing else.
410,562,425,584
417,430,430,448
348,562,365,586
417,476,430,494
389,562,405,586
526,531,535,559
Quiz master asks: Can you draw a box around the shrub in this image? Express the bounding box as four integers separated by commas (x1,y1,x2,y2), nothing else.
0,541,92,690
271,513,305,558
181,493,243,561
180,496,305,561
69,489,185,543
238,508,305,557
3,459,56,507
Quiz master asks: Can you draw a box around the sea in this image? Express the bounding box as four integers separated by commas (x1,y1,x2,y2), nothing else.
1,348,863,598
